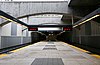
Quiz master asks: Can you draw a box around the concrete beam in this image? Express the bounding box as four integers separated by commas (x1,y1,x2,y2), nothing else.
0,1,70,18
0,21,11,27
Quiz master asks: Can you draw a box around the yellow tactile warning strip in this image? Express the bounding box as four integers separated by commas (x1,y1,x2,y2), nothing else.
64,43,88,52
11,47,26,52
0,42,42,58
11,44,32,52
0,41,42,58
91,54,100,58
0,44,32,58
64,42,100,59
0,54,7,58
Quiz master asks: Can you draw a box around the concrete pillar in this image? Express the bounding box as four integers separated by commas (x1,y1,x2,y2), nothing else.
11,22,17,36
0,26,1,49
0,18,1,49
26,17,29,37
85,22,91,35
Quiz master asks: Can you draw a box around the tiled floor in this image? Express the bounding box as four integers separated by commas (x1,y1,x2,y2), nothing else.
0,41,100,65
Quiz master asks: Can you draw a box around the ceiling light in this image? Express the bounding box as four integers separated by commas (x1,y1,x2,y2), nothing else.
73,14,100,28
0,15,27,27
0,15,13,22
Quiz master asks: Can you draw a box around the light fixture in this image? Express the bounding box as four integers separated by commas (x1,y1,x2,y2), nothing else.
0,15,27,28
0,15,21,25
73,14,100,28
0,15,14,22
38,27,62,31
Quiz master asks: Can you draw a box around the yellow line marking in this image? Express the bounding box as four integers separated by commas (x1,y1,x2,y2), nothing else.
0,42,38,58
0,44,33,58
91,54,100,58
69,45,88,52
63,42,100,59
63,42,88,52
11,45,32,52
0,54,7,58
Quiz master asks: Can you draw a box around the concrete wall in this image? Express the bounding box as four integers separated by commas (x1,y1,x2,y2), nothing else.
1,36,21,48
81,36,100,48
1,22,11,36
0,15,31,49
17,24,22,36
11,22,17,36
23,37,31,43
72,21,100,49
91,21,100,36
1,36,31,49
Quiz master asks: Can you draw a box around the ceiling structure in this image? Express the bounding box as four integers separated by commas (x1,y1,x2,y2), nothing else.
69,0,100,6
0,0,69,1
0,0,99,31
68,0,100,28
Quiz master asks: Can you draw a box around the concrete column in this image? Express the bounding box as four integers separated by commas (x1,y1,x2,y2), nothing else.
0,26,1,49
85,22,91,35
11,22,17,36
0,18,1,49
26,17,29,37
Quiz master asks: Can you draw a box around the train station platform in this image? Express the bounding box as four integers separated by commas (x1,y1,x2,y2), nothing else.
0,41,100,65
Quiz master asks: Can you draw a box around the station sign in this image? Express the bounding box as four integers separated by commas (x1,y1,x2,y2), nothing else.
28,27,38,31
63,26,72,31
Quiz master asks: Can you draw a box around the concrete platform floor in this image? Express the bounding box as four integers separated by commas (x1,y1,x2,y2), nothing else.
0,41,100,65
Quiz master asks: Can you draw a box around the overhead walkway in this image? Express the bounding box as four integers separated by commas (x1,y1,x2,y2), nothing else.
0,41,100,65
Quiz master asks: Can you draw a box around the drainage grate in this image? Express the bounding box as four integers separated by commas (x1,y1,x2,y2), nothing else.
59,50,73,51
43,48,57,50
31,58,64,65
48,42,54,44
45,45,55,47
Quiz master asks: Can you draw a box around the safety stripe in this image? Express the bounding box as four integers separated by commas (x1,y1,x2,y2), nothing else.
11,45,32,52
64,42,100,58
0,44,32,58
0,54,7,58
64,42,88,52
90,54,100,58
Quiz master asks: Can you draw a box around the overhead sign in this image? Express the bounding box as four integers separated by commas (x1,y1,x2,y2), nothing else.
63,26,72,31
28,27,38,31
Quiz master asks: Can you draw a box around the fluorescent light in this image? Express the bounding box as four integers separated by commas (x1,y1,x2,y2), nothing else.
0,15,27,27
85,15,100,22
0,16,21,25
38,27,62,31
73,14,100,28
0,16,14,22
78,20,87,25
73,25,78,28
